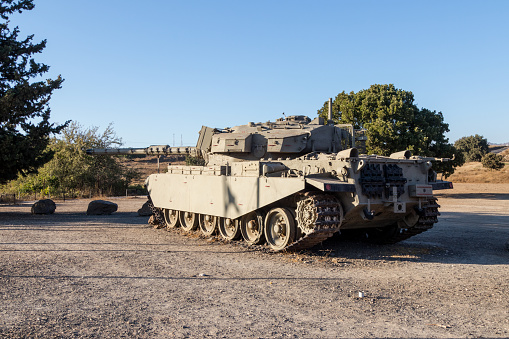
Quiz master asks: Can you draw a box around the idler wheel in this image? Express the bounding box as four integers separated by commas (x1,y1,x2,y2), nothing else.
199,214,218,237
219,218,241,241
163,209,180,229
240,211,265,245
264,207,296,251
180,211,198,232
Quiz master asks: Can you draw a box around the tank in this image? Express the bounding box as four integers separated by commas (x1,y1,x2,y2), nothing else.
87,104,453,251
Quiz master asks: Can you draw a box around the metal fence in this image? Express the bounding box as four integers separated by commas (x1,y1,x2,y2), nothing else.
125,188,148,197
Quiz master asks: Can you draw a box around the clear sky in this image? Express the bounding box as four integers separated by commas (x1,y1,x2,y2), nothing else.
10,0,509,146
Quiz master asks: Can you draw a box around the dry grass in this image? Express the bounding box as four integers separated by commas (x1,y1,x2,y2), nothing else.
447,161,509,183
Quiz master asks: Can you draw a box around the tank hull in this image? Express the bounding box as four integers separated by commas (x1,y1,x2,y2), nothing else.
147,154,451,251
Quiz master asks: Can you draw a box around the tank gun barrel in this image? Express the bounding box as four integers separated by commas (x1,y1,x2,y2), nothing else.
86,145,197,156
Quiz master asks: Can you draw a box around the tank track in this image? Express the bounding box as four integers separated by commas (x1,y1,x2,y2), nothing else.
372,197,441,244
147,196,165,226
284,193,343,252
146,195,439,249
148,191,343,252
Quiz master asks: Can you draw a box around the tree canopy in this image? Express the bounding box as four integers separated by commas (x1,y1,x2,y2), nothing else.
318,84,462,177
0,0,66,184
2,122,140,197
454,134,489,162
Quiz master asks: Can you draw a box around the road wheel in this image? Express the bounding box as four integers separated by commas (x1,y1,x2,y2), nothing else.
219,218,241,240
199,214,217,237
264,207,296,251
163,209,180,229
180,211,198,232
240,211,265,245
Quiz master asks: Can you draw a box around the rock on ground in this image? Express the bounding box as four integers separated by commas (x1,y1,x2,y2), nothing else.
86,200,118,215
31,199,56,215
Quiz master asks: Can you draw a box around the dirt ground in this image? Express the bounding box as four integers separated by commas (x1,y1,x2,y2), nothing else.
1,183,508,338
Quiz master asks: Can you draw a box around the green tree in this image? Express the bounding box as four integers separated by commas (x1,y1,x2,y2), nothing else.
47,121,139,196
3,122,140,197
454,134,489,162
0,0,66,184
481,153,505,170
318,84,463,176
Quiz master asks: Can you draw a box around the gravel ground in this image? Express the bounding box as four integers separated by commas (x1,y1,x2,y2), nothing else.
1,183,508,338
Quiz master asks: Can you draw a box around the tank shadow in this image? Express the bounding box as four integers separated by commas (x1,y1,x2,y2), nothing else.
300,210,509,266
1,207,507,266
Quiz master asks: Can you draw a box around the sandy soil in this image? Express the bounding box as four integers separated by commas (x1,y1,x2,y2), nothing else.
1,184,508,338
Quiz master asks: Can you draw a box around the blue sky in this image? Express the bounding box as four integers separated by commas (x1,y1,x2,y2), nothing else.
10,0,509,146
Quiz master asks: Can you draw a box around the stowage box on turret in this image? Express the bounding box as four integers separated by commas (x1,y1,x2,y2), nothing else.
87,106,453,251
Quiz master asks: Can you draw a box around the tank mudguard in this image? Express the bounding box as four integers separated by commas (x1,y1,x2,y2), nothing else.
305,177,356,193
147,174,305,219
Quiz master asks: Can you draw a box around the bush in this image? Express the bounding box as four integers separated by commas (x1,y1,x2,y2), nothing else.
185,155,205,166
2,122,141,198
481,153,505,170
454,135,489,162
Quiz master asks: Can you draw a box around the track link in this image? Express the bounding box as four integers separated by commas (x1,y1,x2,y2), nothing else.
284,193,343,252
147,195,165,226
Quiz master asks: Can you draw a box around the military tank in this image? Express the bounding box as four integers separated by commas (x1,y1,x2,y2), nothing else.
87,101,453,251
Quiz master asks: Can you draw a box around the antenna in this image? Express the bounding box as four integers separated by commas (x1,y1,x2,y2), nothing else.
180,134,183,146
173,134,175,147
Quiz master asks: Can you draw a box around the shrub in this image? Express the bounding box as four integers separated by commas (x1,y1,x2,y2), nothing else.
481,153,505,170
454,135,489,162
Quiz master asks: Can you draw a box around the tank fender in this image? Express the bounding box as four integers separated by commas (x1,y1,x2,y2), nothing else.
147,173,306,219
305,177,356,193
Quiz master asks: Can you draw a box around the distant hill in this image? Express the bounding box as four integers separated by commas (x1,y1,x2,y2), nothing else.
489,145,509,156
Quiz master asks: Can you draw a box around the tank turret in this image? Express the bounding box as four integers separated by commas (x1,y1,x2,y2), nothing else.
194,115,357,165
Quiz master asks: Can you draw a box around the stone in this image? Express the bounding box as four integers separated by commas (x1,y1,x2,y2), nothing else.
137,200,153,216
31,199,56,215
86,200,118,215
